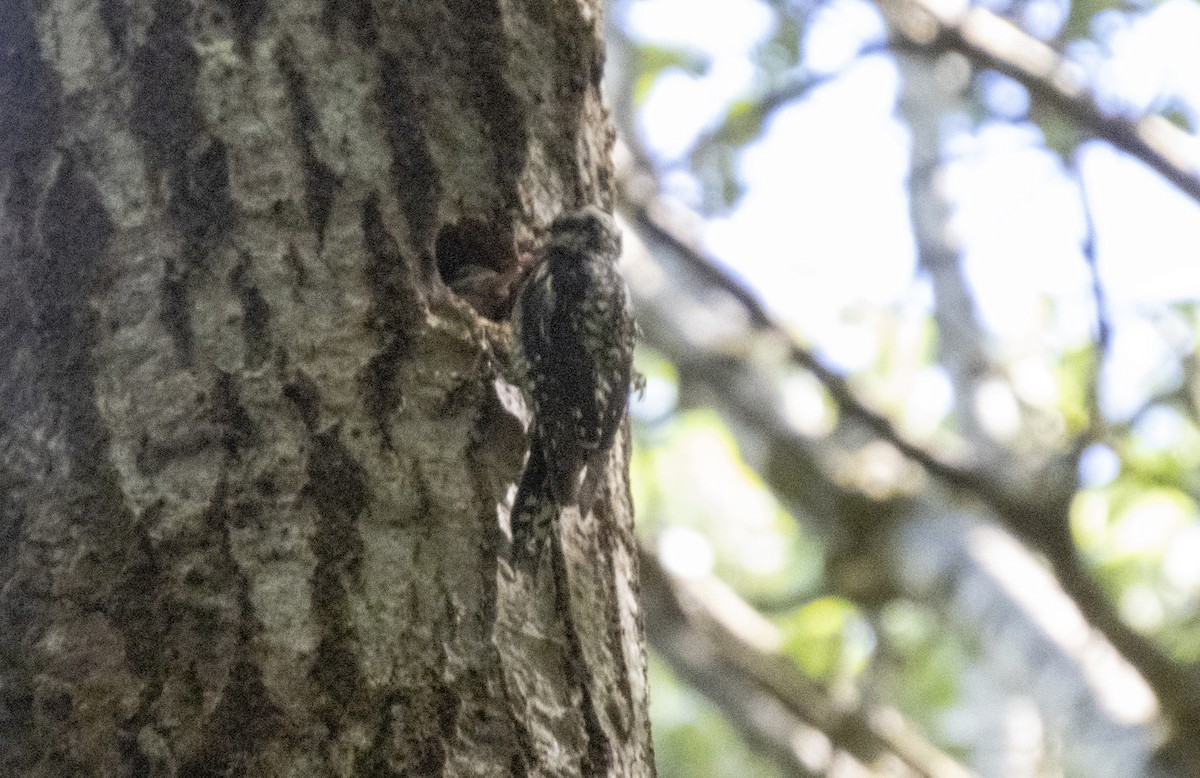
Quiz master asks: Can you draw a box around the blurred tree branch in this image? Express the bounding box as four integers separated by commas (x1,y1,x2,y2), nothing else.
614,0,1200,207
892,48,1012,474
606,1,1200,767
640,546,978,778
876,0,1200,206
682,42,894,175
619,152,1074,548
618,165,1200,767
1073,152,1113,447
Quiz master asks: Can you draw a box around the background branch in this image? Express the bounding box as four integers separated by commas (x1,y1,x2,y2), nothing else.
640,546,978,778
877,0,1200,206
619,169,1200,756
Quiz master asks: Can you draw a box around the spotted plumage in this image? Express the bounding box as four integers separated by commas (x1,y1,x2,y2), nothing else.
509,205,636,563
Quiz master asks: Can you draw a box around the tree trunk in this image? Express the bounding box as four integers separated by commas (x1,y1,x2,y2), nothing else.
0,1,654,776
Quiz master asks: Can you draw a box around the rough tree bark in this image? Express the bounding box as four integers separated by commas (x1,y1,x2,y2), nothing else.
0,1,653,776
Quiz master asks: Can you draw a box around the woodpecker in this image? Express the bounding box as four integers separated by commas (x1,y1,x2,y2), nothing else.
508,205,636,563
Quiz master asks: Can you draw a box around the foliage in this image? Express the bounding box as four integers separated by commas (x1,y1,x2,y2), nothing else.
648,657,787,778
613,0,1200,774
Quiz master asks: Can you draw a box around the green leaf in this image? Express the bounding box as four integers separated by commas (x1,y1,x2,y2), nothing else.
778,596,859,680
633,45,711,106
1056,345,1094,433
712,99,768,148
1063,0,1123,40
1161,105,1194,132
1034,106,1084,160
756,16,802,82
649,656,787,778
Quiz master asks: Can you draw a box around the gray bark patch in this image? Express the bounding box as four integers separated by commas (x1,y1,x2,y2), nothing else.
449,0,529,221
359,193,422,445
214,0,267,55
97,0,129,52
0,0,60,171
277,40,338,245
377,51,441,252
321,0,378,47
179,579,283,777
306,427,368,725
230,253,273,371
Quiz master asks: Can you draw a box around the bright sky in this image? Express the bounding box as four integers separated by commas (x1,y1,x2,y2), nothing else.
620,0,1200,422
